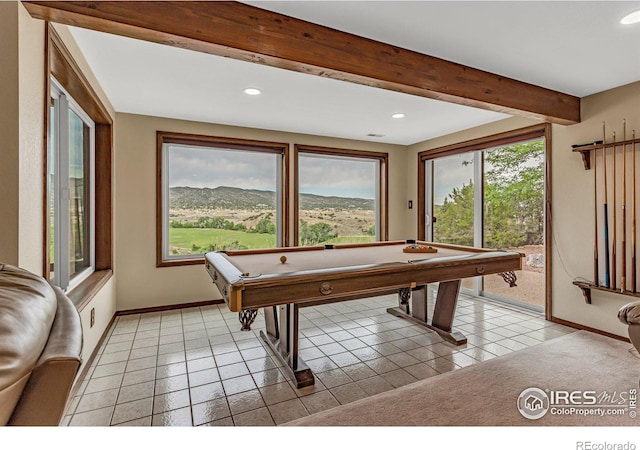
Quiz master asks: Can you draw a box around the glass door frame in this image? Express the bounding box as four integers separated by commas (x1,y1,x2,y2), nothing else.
417,124,551,317
425,152,484,295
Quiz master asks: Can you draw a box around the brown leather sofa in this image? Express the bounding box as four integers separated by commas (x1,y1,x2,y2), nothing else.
0,263,83,426
618,300,640,354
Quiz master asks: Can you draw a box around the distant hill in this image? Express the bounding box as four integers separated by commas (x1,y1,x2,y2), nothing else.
169,186,374,210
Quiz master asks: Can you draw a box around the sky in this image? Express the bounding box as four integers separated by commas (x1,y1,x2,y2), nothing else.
298,153,377,199
432,152,474,206
169,145,278,191
168,145,378,199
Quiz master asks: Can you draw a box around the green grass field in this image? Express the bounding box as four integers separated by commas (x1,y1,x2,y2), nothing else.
169,228,276,254
169,228,374,254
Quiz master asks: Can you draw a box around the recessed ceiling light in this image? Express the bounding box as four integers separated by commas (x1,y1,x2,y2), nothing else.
391,113,405,119
244,88,261,96
621,10,640,24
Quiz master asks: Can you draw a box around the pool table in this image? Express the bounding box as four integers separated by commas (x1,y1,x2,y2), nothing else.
204,240,522,387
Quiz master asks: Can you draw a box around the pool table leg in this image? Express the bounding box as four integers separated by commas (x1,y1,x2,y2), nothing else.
238,309,258,331
260,304,315,388
387,280,467,346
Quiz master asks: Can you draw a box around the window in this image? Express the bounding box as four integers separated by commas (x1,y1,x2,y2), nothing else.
430,152,476,246
295,145,388,245
419,125,549,312
48,79,95,291
157,133,288,266
44,25,113,309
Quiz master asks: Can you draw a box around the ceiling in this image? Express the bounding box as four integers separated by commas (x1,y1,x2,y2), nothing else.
68,1,640,146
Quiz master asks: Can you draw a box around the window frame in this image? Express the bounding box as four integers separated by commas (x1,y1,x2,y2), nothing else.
49,78,97,291
156,131,290,267
293,144,389,246
44,24,113,310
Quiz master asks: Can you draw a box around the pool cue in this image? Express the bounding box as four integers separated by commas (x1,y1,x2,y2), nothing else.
621,120,627,292
603,122,611,288
633,130,637,293
593,138,599,286
612,131,617,289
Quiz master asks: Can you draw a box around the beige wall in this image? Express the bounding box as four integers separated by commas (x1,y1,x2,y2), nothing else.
17,3,45,273
77,277,116,376
0,1,46,274
0,1,20,266
0,1,43,272
551,81,640,338
114,113,409,311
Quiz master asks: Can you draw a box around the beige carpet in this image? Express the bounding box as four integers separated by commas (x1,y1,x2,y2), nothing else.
286,331,640,426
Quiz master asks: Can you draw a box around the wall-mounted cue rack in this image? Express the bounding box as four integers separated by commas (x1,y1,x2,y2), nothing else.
572,121,640,304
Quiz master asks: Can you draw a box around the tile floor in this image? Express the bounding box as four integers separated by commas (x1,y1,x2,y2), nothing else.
62,290,575,426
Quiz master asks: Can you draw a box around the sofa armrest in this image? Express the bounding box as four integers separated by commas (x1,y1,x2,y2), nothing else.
618,301,640,355
618,301,640,325
9,287,83,426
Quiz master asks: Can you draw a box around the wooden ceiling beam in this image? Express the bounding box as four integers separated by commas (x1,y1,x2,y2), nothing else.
23,1,580,124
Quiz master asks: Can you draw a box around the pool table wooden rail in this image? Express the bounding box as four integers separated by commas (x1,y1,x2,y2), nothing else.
204,243,522,313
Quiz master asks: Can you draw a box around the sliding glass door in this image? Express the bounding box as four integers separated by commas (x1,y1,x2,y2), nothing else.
482,140,545,308
424,137,546,311
429,152,479,290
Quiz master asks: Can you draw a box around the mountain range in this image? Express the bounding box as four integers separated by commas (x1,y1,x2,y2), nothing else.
169,186,374,210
